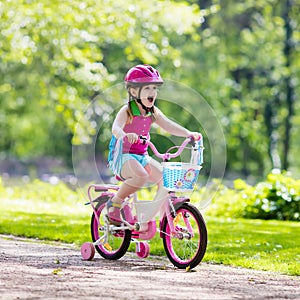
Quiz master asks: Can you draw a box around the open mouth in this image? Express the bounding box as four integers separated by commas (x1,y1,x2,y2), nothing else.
147,97,154,103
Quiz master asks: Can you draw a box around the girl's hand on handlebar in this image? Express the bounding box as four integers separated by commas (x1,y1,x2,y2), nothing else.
189,132,202,141
126,132,139,144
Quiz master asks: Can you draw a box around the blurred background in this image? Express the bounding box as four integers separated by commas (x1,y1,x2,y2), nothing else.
0,0,299,185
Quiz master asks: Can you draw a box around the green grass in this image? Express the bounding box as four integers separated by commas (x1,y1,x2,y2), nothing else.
203,217,300,276
0,180,299,276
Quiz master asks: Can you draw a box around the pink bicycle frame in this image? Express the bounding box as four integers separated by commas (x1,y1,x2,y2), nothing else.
140,135,201,161
87,136,203,233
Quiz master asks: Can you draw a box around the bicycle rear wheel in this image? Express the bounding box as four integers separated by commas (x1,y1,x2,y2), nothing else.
91,197,131,260
162,203,207,269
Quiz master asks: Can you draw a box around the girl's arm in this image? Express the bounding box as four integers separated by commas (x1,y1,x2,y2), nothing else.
112,105,138,143
154,107,201,140
112,105,127,138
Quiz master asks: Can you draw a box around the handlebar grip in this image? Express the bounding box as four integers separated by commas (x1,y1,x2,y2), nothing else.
188,136,196,146
188,134,202,145
138,135,147,145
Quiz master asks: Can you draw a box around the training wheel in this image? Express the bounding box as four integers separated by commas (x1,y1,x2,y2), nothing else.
136,242,150,259
81,242,95,260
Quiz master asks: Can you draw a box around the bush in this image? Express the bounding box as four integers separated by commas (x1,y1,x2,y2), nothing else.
242,171,300,221
205,170,300,221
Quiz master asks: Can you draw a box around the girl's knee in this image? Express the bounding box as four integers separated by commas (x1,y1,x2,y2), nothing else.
123,169,148,188
133,171,149,185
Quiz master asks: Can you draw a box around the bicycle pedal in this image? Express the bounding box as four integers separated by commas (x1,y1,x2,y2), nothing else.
103,243,112,251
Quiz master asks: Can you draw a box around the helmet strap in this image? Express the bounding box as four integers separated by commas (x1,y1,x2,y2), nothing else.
136,98,151,114
128,87,152,114
137,86,152,114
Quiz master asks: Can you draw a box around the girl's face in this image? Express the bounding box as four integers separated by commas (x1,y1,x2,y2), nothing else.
131,84,158,108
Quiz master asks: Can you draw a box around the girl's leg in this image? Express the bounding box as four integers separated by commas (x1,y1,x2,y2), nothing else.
107,159,149,224
145,159,169,218
145,158,163,187
111,159,149,204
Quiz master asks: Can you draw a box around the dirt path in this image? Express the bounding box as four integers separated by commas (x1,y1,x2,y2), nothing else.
0,235,299,300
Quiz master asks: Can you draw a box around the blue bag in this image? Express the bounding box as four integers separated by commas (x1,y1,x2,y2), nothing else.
107,135,123,175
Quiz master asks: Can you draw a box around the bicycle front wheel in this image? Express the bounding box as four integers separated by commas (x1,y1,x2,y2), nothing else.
91,198,131,260
162,203,207,269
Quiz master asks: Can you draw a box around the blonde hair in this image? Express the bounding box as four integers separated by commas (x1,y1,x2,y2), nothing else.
126,105,134,124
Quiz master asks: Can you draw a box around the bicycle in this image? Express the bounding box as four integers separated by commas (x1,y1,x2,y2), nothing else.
81,136,207,269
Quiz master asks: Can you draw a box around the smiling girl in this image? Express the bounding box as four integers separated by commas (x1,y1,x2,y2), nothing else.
107,64,201,224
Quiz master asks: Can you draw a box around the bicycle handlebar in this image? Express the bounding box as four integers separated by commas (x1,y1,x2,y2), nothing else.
139,135,203,161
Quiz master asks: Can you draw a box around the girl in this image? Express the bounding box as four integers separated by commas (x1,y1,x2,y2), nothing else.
107,64,201,224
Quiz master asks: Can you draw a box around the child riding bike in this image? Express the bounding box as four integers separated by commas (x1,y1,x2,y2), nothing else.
107,64,202,225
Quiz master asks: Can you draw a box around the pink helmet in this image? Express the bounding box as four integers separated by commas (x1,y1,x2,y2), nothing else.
125,64,164,87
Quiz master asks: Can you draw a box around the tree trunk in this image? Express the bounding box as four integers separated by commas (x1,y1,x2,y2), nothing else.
282,0,296,170
264,99,281,169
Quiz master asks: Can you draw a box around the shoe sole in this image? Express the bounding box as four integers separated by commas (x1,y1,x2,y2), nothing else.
106,214,122,226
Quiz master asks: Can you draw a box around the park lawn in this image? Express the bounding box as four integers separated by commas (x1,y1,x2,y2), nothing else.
0,194,299,276
203,216,299,276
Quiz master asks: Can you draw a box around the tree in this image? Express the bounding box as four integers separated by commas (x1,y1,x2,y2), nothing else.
0,0,202,162
183,0,299,177
1,0,299,179
282,0,297,170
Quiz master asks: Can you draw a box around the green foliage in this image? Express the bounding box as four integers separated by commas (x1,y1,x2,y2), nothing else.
178,0,300,176
0,0,300,177
0,0,202,161
206,171,300,221
243,172,300,221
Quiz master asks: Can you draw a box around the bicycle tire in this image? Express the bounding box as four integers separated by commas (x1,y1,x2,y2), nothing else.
90,197,132,260
162,203,207,269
